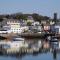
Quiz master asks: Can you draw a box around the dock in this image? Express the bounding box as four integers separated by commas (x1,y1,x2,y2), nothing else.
18,32,55,38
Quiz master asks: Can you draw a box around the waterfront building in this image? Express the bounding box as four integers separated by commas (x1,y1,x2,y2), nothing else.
6,19,21,33
28,25,42,33
54,24,60,34
43,24,50,31
0,18,21,34
49,19,55,25
1,19,28,34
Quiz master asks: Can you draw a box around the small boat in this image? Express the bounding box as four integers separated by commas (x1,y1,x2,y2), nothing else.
50,36,58,42
13,38,25,41
12,36,25,41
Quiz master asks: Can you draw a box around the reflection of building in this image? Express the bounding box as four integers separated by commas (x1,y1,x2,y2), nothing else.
53,49,57,60
43,41,50,49
0,37,27,53
58,41,60,49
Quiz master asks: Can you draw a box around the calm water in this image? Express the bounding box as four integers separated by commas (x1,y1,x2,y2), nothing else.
0,53,60,60
0,37,60,60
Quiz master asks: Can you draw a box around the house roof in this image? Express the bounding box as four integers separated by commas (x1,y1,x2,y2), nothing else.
3,18,20,22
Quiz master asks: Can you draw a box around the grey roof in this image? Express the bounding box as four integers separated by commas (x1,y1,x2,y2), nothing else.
7,19,20,22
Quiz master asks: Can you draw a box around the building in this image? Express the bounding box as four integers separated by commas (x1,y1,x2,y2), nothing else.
54,24,60,34
7,19,28,33
27,16,34,23
32,21,40,26
54,13,57,20
0,18,29,34
49,19,55,25
6,19,21,33
43,24,50,31
41,19,50,25
29,25,42,33
53,13,57,24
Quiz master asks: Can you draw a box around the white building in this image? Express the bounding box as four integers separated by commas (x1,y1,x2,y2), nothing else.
49,19,55,25
32,21,40,26
41,20,47,25
54,24,60,34
7,19,21,33
3,19,29,34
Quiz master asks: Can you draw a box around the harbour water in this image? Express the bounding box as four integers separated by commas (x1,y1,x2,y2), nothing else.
0,52,60,60
0,38,60,60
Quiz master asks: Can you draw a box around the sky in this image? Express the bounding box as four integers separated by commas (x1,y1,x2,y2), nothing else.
0,0,60,18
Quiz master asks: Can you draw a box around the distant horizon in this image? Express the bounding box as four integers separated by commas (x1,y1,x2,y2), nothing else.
0,0,60,18
0,12,59,19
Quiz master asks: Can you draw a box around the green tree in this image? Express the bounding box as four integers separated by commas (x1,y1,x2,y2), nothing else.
27,21,32,26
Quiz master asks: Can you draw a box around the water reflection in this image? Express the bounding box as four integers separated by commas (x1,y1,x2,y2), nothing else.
22,38,59,60
0,49,59,60
53,49,57,60
0,38,60,60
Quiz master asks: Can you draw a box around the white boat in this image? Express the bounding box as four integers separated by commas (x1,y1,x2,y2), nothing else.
12,36,25,41
13,37,24,41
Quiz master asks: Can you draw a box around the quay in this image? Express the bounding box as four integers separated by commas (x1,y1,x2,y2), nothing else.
19,32,56,38
0,32,56,39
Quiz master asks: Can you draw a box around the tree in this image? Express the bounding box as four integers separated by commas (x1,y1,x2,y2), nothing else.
15,14,27,20
32,13,49,22
5,15,10,18
32,13,40,21
27,21,32,26
0,18,3,22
